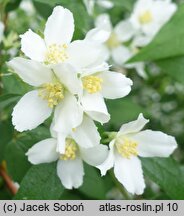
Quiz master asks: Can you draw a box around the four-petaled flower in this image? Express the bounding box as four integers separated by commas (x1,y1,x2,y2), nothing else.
98,114,177,195
7,58,82,136
79,63,133,124
26,122,108,189
20,6,105,71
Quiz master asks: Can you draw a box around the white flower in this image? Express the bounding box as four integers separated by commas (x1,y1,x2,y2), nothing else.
50,62,132,152
26,120,108,189
78,64,133,122
86,14,134,62
20,6,104,69
85,14,147,78
130,0,177,46
83,0,113,15
7,58,83,135
98,113,177,195
7,58,114,153
0,21,4,43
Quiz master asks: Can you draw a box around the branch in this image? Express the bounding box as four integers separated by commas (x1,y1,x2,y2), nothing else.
0,165,18,195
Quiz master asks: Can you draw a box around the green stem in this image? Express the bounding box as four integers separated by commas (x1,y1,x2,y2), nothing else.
101,132,117,144
109,170,131,200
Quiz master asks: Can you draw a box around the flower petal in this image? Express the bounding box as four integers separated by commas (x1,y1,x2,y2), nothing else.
53,93,83,153
97,0,114,9
12,90,52,132
20,29,46,61
134,62,147,79
44,6,74,45
81,62,110,77
85,27,110,43
132,34,152,47
97,140,115,176
26,138,59,164
7,57,53,87
100,71,133,99
114,155,145,195
72,115,101,148
83,0,95,15
52,63,82,95
67,40,105,69
112,45,132,65
114,19,135,42
81,92,110,124
53,93,83,133
119,113,149,135
80,144,108,166
57,157,84,189
56,132,68,154
131,129,177,157
95,13,112,32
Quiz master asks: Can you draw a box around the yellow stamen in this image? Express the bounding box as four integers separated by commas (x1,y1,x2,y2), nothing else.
38,82,64,108
60,139,78,161
116,137,138,159
106,32,120,48
139,10,153,24
82,75,103,94
45,43,68,65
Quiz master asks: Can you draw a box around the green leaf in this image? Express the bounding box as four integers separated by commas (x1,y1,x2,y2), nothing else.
4,126,50,183
106,98,146,129
4,140,32,183
129,4,184,63
156,56,184,84
60,190,84,200
33,0,60,5
78,164,106,199
0,119,14,163
0,94,20,111
113,0,135,11
6,0,22,12
0,187,12,200
14,163,64,200
142,157,184,199
33,1,53,18
2,74,32,95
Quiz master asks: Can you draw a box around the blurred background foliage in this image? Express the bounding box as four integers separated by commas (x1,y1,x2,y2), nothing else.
0,0,184,200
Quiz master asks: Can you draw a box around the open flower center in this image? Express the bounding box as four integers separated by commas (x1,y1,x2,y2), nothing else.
38,82,64,108
106,32,120,48
82,75,103,94
139,10,153,24
60,139,78,160
45,43,68,65
116,137,138,159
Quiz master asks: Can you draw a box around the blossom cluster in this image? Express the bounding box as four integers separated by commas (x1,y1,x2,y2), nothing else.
85,0,177,77
7,0,178,196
